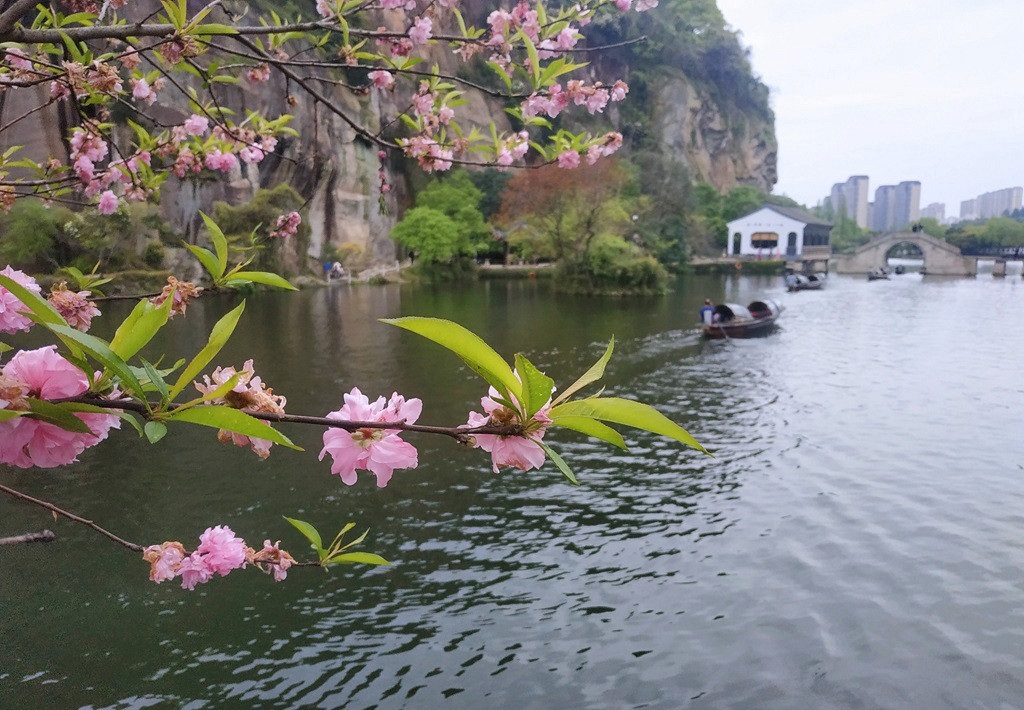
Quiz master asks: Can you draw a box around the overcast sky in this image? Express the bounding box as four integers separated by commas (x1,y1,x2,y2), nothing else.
714,0,1024,217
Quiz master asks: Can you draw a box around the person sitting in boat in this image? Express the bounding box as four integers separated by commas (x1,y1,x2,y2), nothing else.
699,299,715,325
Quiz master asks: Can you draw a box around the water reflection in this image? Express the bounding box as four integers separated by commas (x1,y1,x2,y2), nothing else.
5,273,1024,708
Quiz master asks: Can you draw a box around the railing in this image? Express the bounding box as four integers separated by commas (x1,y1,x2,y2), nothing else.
960,246,1024,258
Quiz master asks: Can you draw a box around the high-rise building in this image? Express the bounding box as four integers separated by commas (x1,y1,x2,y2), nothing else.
960,199,977,221
871,185,896,232
829,175,869,228
975,187,1023,219
920,203,945,222
893,181,921,230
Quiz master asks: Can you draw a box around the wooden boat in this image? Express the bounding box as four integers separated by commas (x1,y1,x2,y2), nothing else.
701,300,782,339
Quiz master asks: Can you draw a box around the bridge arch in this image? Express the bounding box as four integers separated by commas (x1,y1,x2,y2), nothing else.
834,231,976,276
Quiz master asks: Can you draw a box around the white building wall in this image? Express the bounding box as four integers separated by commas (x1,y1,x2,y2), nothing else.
726,207,808,257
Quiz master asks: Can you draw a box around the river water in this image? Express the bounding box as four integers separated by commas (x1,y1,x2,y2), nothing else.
3,267,1024,709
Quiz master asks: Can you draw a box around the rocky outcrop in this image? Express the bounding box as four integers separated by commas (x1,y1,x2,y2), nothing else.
649,68,776,194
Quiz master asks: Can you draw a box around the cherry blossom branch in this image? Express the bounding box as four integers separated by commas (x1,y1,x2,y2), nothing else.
53,395,526,441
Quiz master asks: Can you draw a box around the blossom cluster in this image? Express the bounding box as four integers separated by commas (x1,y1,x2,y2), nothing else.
269,211,302,239
465,385,552,473
320,388,422,487
0,346,120,468
143,527,295,590
194,359,287,459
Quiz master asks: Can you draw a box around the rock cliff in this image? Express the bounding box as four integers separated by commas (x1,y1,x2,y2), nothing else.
0,0,776,273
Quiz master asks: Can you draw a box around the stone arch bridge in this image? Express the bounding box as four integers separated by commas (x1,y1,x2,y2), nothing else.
834,231,976,276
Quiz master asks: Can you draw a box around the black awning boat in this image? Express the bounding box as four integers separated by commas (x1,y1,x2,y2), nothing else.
701,300,782,339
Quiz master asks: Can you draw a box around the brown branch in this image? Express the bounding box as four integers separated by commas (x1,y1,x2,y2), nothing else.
0,0,38,36
54,395,526,441
0,529,56,545
0,482,144,551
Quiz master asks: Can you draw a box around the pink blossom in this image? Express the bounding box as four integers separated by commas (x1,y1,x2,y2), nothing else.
171,149,201,178
316,0,336,17
610,80,628,102
119,51,141,71
177,552,215,591
130,77,157,105
97,190,118,214
4,47,34,73
557,150,581,169
194,359,286,459
182,114,209,136
0,265,41,334
270,211,301,239
143,542,186,583
412,91,434,117
47,283,101,332
69,129,108,163
319,388,422,487
409,17,433,45
251,540,296,582
238,145,265,164
204,149,238,173
197,525,248,576
247,63,271,82
635,0,658,10
615,0,631,10
0,346,120,469
368,70,395,90
464,385,551,473
150,276,201,317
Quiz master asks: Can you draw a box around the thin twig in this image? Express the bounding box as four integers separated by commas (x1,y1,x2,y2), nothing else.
0,483,143,551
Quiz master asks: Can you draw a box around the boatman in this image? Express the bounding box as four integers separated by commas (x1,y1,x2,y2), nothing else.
699,298,715,325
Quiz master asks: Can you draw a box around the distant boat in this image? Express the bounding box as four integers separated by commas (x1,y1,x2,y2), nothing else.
786,272,826,291
867,267,890,281
701,300,782,339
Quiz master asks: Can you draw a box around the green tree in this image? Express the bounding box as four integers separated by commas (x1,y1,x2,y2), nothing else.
981,217,1024,246
390,207,468,263
402,170,494,261
917,217,947,239
722,186,766,221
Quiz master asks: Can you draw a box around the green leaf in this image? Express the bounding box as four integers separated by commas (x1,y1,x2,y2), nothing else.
537,439,578,485
25,399,91,433
552,337,614,406
550,397,708,454
283,516,324,553
382,317,522,402
521,34,542,87
183,242,221,280
222,271,297,290
144,421,168,443
46,323,148,403
550,415,626,450
115,410,145,436
200,212,228,278
513,353,554,418
108,296,173,361
324,552,390,566
165,405,301,450
0,410,23,422
191,22,239,35
168,301,245,400
139,358,171,403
